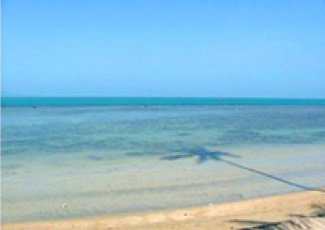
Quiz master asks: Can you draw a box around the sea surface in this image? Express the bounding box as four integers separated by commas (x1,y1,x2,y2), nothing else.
1,97,325,222
2,96,325,106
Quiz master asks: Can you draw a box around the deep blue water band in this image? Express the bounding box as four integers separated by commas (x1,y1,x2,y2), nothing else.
2,97,325,106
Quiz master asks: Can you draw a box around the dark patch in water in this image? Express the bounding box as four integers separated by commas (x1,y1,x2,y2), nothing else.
127,151,166,156
177,132,190,137
314,131,325,138
87,155,103,161
2,164,22,170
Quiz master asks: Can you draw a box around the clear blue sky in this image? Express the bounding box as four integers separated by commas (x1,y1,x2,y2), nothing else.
2,0,325,97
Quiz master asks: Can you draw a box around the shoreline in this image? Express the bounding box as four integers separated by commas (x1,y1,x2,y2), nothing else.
2,189,325,230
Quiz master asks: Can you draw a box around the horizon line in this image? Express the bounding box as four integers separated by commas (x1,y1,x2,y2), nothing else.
2,95,325,100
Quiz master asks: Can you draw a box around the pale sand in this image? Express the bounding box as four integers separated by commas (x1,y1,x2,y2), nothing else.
2,189,325,230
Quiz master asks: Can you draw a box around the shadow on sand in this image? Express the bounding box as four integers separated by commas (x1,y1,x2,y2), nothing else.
161,147,324,193
230,204,325,229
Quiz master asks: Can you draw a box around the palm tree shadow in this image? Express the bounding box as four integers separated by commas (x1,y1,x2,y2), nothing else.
290,204,325,218
230,204,325,229
161,147,240,164
161,147,324,193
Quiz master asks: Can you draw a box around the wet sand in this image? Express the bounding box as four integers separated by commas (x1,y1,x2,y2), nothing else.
2,189,325,230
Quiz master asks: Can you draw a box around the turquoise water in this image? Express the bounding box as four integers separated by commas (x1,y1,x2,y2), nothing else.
1,99,325,222
2,96,325,106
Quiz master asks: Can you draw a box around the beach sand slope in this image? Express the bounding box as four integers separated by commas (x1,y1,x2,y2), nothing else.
2,189,325,230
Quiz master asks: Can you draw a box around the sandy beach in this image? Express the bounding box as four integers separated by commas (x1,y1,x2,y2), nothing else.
2,189,324,230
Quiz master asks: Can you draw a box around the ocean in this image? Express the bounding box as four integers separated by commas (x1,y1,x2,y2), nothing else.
1,97,325,221
2,96,325,106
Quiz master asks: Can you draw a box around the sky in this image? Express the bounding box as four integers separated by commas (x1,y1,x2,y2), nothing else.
2,0,325,97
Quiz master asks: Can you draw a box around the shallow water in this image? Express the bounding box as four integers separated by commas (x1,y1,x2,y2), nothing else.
2,105,325,221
